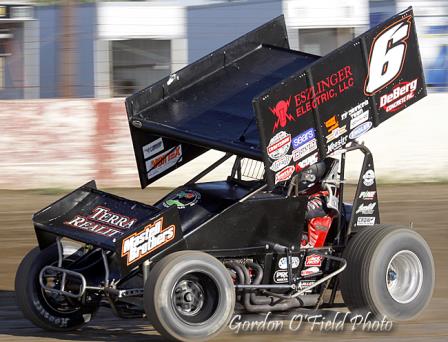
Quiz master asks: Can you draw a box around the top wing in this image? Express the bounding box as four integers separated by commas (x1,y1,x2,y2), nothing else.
126,16,318,188
253,7,426,187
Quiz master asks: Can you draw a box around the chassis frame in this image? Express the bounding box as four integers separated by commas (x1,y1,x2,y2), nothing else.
36,142,376,316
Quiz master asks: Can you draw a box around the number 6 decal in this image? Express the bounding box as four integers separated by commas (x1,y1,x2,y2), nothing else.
364,16,411,95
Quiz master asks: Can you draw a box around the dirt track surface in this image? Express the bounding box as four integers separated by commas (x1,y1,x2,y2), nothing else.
0,184,447,341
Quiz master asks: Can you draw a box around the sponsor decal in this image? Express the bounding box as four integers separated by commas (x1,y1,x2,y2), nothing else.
349,121,372,140
275,165,295,184
379,79,418,113
298,280,316,293
263,66,356,133
292,128,315,149
296,152,319,173
142,138,164,159
270,154,292,172
121,217,175,266
341,100,369,120
357,217,376,226
301,267,320,277
359,191,376,200
267,131,291,160
278,256,300,270
364,16,411,95
88,207,136,229
356,203,377,215
325,115,339,132
327,135,348,154
294,66,354,117
270,97,295,132
305,254,322,267
63,219,122,238
274,270,289,284
350,110,369,129
64,206,137,238
325,116,347,143
33,300,69,328
146,145,182,180
363,169,375,186
163,190,201,210
292,139,317,162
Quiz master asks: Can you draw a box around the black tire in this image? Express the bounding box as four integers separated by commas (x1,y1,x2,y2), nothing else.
15,246,99,331
144,251,235,341
340,225,435,321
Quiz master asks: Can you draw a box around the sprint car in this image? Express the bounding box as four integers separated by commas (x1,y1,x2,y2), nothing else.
16,7,435,341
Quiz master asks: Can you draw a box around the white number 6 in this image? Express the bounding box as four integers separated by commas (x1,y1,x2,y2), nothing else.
364,17,411,95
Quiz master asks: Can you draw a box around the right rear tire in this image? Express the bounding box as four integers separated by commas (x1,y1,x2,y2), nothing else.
340,225,435,321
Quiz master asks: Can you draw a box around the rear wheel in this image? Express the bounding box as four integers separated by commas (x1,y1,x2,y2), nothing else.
15,245,99,331
144,251,235,341
340,225,435,321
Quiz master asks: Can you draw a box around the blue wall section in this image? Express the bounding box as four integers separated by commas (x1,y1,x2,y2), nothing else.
37,5,59,98
37,4,96,98
187,0,282,63
73,3,96,98
369,0,396,28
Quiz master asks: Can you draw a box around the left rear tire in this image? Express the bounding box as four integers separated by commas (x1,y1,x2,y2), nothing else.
144,251,235,341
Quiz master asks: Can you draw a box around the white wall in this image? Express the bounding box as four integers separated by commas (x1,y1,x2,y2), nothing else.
343,93,448,183
0,94,446,190
283,0,369,29
97,2,185,40
95,2,189,98
94,39,111,98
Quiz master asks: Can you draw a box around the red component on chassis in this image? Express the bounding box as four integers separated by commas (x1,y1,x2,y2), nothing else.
307,215,333,248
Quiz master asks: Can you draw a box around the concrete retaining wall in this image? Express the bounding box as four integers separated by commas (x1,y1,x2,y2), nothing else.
0,94,446,189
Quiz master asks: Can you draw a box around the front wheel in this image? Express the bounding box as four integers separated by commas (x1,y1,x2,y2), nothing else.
340,225,435,321
15,245,99,331
144,251,235,341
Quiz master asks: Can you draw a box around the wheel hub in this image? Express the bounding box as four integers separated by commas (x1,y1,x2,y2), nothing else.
386,250,423,304
41,271,80,314
388,269,397,282
173,279,205,316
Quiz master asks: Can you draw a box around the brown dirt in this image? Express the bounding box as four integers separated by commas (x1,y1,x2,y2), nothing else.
0,184,447,341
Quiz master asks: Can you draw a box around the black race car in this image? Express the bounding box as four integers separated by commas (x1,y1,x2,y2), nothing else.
16,7,435,342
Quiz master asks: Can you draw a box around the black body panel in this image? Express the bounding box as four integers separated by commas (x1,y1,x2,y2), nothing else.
33,181,183,274
128,130,209,189
126,9,425,190
132,46,318,154
184,192,306,251
349,148,380,230
33,181,161,251
253,8,426,187
126,16,319,188
154,180,263,234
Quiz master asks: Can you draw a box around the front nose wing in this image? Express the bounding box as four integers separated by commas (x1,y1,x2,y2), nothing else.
33,180,183,275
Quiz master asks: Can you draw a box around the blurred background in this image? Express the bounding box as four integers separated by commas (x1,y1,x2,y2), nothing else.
0,0,447,189
0,3,447,340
